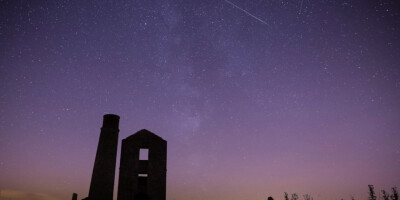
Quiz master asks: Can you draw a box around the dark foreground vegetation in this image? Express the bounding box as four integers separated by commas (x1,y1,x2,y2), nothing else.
266,185,398,200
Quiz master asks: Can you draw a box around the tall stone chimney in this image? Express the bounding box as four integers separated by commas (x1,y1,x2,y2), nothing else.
88,114,120,200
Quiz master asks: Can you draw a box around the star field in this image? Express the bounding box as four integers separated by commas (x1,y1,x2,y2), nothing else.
0,0,400,200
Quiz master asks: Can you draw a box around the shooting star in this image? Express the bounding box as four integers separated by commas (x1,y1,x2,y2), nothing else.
224,0,270,27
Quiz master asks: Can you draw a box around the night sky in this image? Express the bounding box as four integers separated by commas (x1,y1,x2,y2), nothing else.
1,0,400,200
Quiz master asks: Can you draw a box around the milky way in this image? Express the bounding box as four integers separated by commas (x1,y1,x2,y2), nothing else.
1,0,400,200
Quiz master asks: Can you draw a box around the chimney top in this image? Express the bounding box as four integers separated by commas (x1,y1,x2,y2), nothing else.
102,114,120,129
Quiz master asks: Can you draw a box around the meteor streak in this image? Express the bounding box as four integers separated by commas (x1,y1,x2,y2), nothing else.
224,0,270,27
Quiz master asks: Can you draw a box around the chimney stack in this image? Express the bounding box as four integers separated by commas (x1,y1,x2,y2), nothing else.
88,114,120,200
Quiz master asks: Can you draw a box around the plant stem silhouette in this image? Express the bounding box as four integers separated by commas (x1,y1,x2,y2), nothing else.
291,193,299,200
383,190,390,200
303,194,313,200
284,192,289,200
391,187,399,200
369,185,377,200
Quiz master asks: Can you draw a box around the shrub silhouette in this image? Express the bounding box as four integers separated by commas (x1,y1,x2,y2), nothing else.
291,193,299,200
278,185,397,200
383,190,390,200
391,187,398,200
303,194,313,200
284,192,289,200
369,185,377,200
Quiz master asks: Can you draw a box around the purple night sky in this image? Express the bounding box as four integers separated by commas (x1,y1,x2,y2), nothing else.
1,0,399,200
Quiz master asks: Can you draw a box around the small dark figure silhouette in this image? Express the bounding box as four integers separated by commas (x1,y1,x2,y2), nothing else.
268,197,274,200
71,193,77,200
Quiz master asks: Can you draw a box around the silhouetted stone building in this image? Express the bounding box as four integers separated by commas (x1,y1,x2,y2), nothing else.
81,115,167,200
117,129,167,200
88,114,120,200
